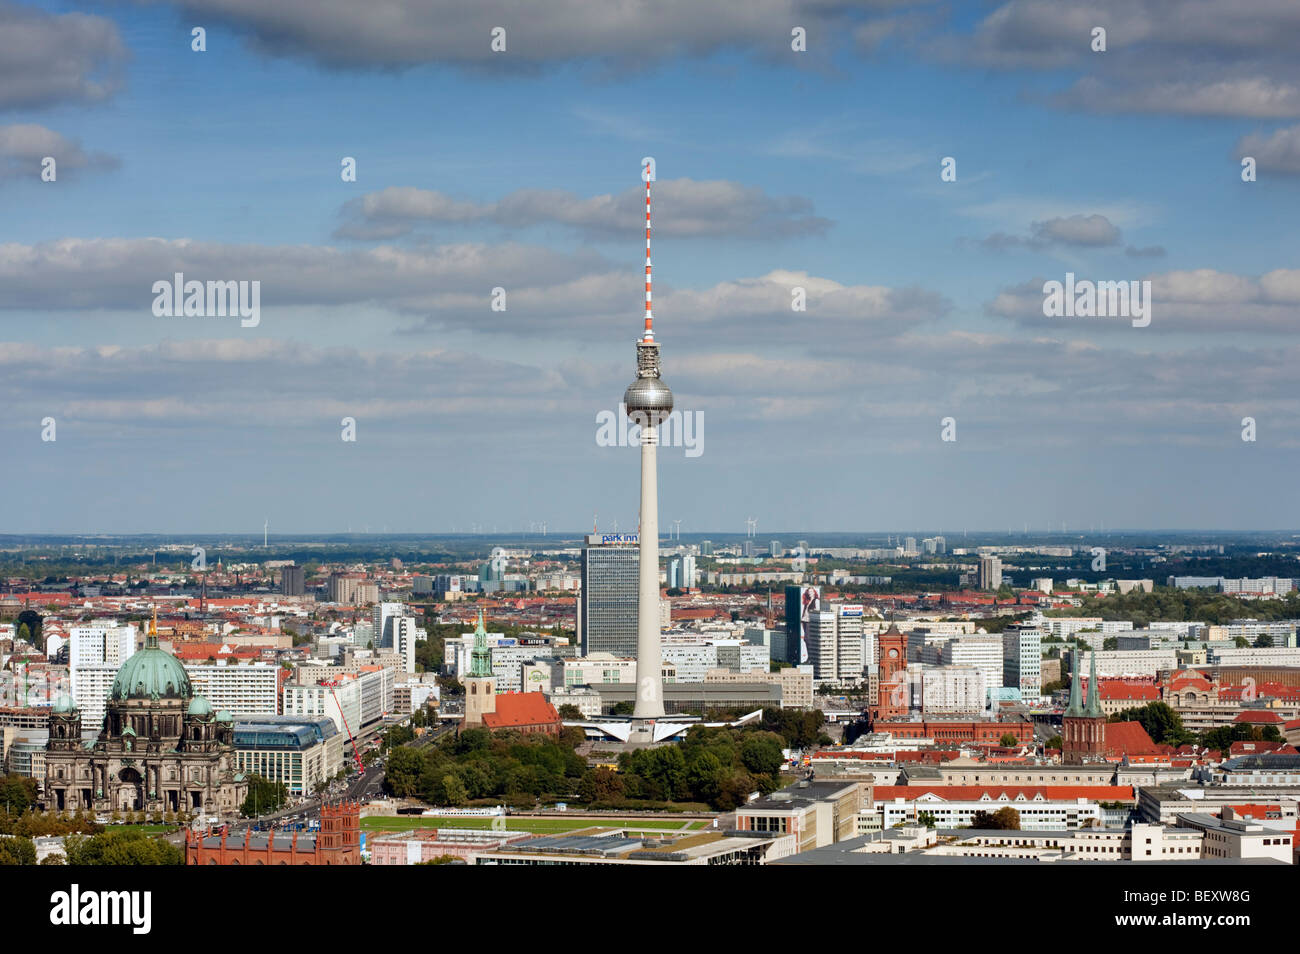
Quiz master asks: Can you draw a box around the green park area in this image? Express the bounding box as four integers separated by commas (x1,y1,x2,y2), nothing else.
360,814,709,835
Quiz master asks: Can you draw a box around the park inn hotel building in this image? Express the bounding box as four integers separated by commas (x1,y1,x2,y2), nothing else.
579,534,639,657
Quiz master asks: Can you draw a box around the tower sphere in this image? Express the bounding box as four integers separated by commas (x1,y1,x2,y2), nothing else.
623,374,674,424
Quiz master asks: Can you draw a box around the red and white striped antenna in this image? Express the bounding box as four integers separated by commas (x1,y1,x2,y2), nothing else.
641,157,655,342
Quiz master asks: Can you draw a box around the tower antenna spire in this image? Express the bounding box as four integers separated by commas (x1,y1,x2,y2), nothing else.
643,158,654,342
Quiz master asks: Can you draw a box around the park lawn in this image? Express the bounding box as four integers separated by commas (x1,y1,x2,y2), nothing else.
360,815,709,834
111,824,179,835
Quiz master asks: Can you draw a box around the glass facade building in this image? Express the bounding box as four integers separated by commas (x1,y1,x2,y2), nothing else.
580,536,640,657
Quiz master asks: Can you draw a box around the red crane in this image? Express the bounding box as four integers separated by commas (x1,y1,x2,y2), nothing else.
328,683,365,773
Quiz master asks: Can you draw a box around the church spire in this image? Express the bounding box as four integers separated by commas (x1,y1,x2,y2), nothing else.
1084,649,1104,718
1064,647,1082,717
147,607,159,649
469,609,492,679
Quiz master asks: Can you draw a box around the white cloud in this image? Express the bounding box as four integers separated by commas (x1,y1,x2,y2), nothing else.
0,2,126,109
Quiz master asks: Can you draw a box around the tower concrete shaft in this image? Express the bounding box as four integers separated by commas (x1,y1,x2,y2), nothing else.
634,421,663,718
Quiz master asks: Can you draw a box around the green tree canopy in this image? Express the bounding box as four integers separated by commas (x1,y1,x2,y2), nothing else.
239,775,289,818
64,830,182,865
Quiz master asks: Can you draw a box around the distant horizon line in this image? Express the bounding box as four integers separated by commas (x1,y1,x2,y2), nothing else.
0,530,1295,541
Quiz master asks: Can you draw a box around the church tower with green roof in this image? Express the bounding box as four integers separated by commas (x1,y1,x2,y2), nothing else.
464,609,497,727
1062,647,1107,763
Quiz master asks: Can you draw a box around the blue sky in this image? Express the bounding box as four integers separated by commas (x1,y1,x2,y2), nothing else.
3,0,1300,535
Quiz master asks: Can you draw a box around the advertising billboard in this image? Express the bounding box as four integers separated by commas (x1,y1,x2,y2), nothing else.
783,585,821,665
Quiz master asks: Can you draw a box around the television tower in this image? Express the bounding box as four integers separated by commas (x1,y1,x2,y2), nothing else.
624,158,672,726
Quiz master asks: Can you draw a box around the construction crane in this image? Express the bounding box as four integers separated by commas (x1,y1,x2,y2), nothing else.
328,684,365,773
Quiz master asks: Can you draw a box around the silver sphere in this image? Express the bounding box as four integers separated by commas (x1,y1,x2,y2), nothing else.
624,375,674,424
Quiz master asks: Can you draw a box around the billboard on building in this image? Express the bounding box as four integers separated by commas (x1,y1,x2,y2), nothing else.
782,585,821,665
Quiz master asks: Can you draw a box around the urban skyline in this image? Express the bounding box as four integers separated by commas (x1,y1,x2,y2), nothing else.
2,1,1300,534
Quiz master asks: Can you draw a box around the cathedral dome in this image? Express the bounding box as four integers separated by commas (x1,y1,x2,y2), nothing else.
187,695,213,717
111,646,191,701
52,694,77,714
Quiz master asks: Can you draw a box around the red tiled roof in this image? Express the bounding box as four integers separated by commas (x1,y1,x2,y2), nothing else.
1095,680,1159,702
1228,741,1297,756
170,644,260,660
1227,803,1290,820
811,750,959,763
481,692,560,730
1166,670,1214,692
1102,720,1159,756
1232,710,1284,724
1220,683,1300,703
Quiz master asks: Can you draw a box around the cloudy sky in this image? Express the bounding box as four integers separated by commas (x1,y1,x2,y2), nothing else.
3,0,1300,535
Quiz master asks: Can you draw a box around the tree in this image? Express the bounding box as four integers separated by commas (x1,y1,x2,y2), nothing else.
970,806,1020,830
577,767,625,803
240,775,289,817
610,702,635,716
63,829,182,865
1254,634,1274,648
1110,701,1192,746
0,835,36,865
1102,637,1119,651
557,704,584,720
916,811,937,829
1045,735,1063,750
999,733,1019,747
740,735,785,777
384,747,425,798
16,610,42,649
0,775,38,816
441,774,468,807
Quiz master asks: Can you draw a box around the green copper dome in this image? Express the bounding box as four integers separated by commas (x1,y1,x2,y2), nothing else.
187,695,213,717
215,710,233,723
52,694,77,714
111,643,191,701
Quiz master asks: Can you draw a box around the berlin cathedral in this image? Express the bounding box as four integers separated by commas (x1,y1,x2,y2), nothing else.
43,615,247,816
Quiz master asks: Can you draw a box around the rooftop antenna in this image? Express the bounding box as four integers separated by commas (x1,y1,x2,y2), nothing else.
643,156,654,343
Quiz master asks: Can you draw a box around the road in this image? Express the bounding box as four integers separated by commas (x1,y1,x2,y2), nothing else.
187,719,466,837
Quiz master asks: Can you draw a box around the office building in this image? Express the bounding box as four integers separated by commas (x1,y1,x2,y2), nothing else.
233,715,343,796
281,564,305,597
667,553,697,590
327,573,364,604
978,556,1002,590
390,616,420,673
580,534,640,656
804,604,865,685
920,666,987,715
939,636,1004,695
1002,627,1043,698
782,585,820,667
68,622,137,699
185,662,280,718
371,602,407,649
